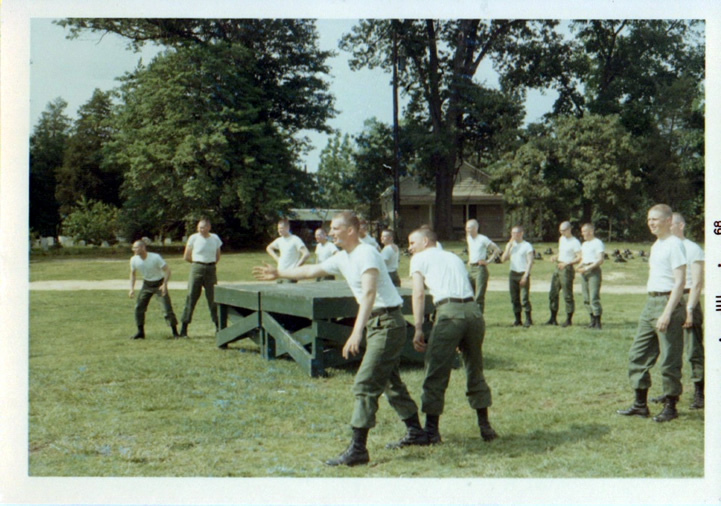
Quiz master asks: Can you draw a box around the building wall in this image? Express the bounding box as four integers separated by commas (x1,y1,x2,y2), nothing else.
395,202,504,241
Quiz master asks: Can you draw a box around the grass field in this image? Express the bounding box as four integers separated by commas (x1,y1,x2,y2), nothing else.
28,249,704,477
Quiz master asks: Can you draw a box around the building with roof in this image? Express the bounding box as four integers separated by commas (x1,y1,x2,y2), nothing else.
380,161,505,241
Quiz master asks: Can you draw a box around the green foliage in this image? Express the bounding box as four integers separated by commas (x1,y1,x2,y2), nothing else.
55,89,121,215
30,98,71,236
61,197,119,245
315,132,357,208
490,114,641,239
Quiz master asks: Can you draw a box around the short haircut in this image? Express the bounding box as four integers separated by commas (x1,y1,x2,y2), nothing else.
278,218,290,227
412,226,437,244
198,217,211,225
512,224,523,232
381,229,394,236
466,219,479,229
672,212,686,225
560,221,571,230
333,211,360,232
315,227,327,235
649,204,673,218
581,223,594,231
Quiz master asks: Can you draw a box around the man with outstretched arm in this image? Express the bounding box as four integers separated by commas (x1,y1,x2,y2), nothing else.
253,211,421,467
405,226,497,446
129,240,179,339
617,204,686,423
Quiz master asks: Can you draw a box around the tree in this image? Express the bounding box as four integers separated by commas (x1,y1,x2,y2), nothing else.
61,197,119,245
55,89,121,214
110,42,317,245
490,114,641,240
340,19,560,239
315,132,357,209
30,98,71,236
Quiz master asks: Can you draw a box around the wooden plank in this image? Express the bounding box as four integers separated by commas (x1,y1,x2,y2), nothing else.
216,312,260,347
214,284,262,309
313,320,352,345
261,311,321,377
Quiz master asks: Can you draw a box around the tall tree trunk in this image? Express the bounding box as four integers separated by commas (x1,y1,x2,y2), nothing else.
433,152,455,238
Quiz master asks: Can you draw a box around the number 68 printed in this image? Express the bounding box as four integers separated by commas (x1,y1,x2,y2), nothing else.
715,221,721,235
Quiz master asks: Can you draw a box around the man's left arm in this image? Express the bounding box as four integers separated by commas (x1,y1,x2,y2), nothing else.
342,269,377,359
411,272,427,352
684,261,704,328
520,249,534,286
657,265,686,332
161,264,171,296
297,246,310,267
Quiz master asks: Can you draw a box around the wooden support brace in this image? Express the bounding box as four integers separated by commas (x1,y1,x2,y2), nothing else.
261,311,322,377
216,311,260,347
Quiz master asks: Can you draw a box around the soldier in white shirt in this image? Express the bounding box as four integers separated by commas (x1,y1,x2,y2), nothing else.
253,211,421,467
314,228,338,281
359,218,381,251
655,212,703,410
380,229,401,287
617,204,686,423
465,219,501,314
180,218,223,337
266,218,310,284
405,227,497,446
129,240,179,339
576,223,605,329
500,225,534,327
546,222,582,327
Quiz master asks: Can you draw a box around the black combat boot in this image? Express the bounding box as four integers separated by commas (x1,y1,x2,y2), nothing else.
523,311,533,328
594,315,602,330
171,324,179,338
386,412,428,449
545,311,558,325
179,323,189,338
424,414,442,444
690,381,704,410
653,395,679,423
617,388,650,417
512,312,522,327
476,407,498,442
326,427,370,467
586,314,596,328
130,325,145,340
650,394,667,404
560,313,573,328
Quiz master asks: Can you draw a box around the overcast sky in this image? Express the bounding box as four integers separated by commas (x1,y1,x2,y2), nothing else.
29,18,558,172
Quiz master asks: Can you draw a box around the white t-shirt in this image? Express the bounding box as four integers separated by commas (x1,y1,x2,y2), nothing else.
647,235,687,292
509,240,533,273
130,252,166,282
581,237,604,265
436,241,444,251
467,233,494,264
315,241,338,263
558,235,582,263
269,234,307,271
321,243,402,310
410,247,473,304
682,238,704,289
360,234,380,249
186,233,222,263
381,244,400,273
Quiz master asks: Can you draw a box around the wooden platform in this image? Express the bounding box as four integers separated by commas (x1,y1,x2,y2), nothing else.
215,281,432,377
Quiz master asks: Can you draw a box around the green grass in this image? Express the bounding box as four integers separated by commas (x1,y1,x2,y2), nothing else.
29,241,662,287
28,286,704,477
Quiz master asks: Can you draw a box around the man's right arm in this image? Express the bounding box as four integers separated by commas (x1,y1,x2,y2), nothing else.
129,266,136,298
183,238,193,263
411,272,427,352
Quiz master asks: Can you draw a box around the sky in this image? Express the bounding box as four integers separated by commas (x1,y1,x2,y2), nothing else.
29,18,558,172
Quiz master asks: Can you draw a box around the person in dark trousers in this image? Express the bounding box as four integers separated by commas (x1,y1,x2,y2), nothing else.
546,221,581,327
500,225,534,327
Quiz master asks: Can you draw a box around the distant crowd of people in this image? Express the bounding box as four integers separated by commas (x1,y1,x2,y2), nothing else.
128,204,704,467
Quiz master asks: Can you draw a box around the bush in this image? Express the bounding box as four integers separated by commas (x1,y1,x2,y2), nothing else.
61,197,119,245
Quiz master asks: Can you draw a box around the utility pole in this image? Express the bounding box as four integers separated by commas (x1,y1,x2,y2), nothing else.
392,24,400,236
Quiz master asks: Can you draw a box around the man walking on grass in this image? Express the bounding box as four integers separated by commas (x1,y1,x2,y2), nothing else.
179,218,222,337
129,240,179,339
617,204,686,423
253,211,421,467
401,226,497,447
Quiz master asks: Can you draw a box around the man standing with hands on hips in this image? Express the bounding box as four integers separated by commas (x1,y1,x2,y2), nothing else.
179,218,222,337
465,219,500,314
546,221,582,327
405,226,497,446
576,223,605,329
252,211,421,467
617,204,686,423
500,225,534,327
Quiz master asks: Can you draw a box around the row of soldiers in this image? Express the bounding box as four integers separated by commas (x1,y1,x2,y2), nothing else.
128,205,703,467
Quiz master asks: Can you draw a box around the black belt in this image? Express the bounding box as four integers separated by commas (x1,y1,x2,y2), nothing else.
648,291,671,297
435,297,473,307
370,305,401,317
683,289,690,294
193,261,216,265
